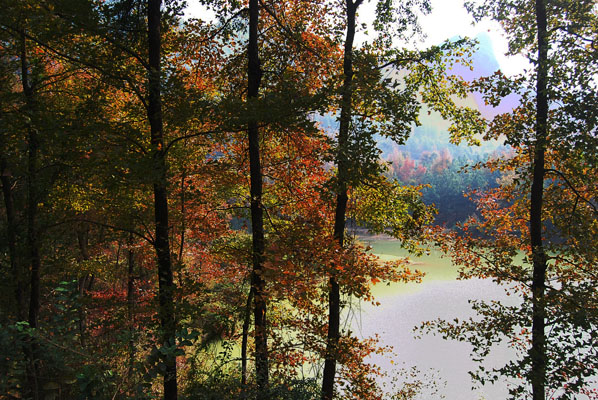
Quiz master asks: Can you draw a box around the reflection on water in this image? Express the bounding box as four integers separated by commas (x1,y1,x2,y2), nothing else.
354,236,520,399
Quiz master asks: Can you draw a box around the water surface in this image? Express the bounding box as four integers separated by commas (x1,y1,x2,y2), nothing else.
355,236,518,399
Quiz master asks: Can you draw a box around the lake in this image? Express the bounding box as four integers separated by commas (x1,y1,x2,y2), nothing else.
354,235,519,399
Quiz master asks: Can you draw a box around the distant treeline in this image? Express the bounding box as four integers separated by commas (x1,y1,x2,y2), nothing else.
386,148,504,227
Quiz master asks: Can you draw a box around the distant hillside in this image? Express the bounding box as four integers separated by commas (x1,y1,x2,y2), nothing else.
377,34,517,227
318,34,518,227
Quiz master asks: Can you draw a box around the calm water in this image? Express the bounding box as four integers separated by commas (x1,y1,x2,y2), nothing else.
354,236,519,399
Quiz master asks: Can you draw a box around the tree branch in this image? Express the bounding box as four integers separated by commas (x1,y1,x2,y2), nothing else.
0,24,148,110
545,168,598,215
44,218,153,244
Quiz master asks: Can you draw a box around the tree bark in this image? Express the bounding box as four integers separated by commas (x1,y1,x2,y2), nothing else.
321,2,361,399
530,1,548,399
76,227,92,348
20,28,41,332
0,159,25,320
247,0,269,395
127,234,136,376
178,169,186,262
147,1,177,398
20,26,41,400
241,288,253,394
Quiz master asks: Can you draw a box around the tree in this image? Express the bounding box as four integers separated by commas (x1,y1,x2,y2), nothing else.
206,0,340,394
320,1,362,397
421,0,598,398
147,0,178,397
246,0,269,395
320,0,486,397
529,2,549,397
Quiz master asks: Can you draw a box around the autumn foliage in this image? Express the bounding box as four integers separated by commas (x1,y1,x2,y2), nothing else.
0,0,596,399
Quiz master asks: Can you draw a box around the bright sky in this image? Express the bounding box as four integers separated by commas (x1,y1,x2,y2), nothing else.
356,0,530,76
184,0,530,76
422,0,530,76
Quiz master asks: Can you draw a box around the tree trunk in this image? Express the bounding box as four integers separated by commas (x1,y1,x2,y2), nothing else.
20,26,42,400
20,28,41,332
247,0,268,395
147,1,177,399
241,288,253,395
127,234,136,376
0,159,25,320
178,169,186,262
76,227,93,347
530,0,548,399
321,1,360,399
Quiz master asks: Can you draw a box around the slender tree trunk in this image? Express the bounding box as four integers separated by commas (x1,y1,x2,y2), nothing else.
321,2,360,399
530,1,548,399
147,1,177,398
241,288,254,395
178,169,186,262
20,29,41,332
127,234,136,376
77,227,90,261
20,26,41,400
247,0,268,395
0,159,25,320
76,227,93,347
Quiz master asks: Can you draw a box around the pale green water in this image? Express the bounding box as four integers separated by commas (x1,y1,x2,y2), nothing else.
355,236,517,400
360,237,459,281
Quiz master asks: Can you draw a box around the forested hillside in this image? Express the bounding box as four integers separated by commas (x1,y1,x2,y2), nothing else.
380,33,511,228
0,1,596,400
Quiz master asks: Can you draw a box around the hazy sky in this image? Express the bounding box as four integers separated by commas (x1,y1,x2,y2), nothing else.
355,0,530,76
417,0,529,76
185,0,530,76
